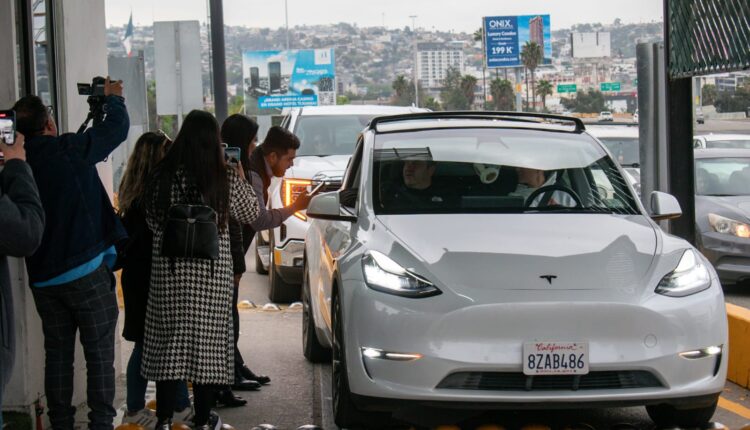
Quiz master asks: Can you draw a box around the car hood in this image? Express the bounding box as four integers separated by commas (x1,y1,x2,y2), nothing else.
286,155,350,180
377,214,658,293
696,195,750,224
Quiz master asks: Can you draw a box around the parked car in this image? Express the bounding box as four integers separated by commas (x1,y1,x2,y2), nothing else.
302,112,727,429
695,149,750,286
696,107,705,124
256,105,428,302
694,133,750,149
598,111,614,122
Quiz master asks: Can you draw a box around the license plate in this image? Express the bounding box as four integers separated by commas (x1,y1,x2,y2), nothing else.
523,342,589,375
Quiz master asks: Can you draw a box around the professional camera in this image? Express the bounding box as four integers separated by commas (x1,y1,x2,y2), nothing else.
76,76,109,133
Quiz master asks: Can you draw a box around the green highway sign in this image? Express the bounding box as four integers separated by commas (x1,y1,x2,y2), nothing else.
634,78,638,85
600,82,621,92
557,83,577,93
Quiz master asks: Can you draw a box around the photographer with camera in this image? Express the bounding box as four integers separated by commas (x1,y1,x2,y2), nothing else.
12,76,129,429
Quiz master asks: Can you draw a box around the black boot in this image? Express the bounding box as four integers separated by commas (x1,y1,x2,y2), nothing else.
240,364,271,385
231,376,262,391
154,418,172,430
215,388,248,407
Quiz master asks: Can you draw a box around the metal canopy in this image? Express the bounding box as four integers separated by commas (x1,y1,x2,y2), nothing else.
668,0,750,78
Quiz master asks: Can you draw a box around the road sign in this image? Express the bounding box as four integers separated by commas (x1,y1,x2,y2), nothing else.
557,83,577,93
634,78,638,85
483,15,552,68
600,82,621,92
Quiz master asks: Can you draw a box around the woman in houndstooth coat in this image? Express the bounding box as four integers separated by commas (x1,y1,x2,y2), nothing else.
141,110,260,430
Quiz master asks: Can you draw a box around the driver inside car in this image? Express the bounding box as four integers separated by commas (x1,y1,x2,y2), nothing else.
383,158,452,209
512,167,578,207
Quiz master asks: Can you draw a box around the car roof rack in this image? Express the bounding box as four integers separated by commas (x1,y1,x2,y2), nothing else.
368,111,586,134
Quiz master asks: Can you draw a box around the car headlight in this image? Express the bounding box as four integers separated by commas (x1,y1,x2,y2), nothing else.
361,251,441,298
709,213,750,238
281,178,312,221
655,249,711,297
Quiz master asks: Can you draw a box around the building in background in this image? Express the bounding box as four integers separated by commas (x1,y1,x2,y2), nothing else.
417,42,464,89
529,16,545,52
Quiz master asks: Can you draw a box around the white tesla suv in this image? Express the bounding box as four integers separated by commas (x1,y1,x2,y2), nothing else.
302,112,728,428
256,105,428,302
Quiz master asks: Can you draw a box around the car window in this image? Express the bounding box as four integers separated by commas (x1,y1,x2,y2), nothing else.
598,137,640,167
340,138,364,208
372,128,639,215
706,139,750,149
294,115,374,156
696,157,750,196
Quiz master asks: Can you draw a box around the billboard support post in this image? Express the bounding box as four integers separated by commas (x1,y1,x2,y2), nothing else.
515,68,522,112
209,0,228,123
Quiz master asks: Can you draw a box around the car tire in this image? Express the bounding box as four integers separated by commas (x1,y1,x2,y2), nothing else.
332,292,386,429
268,231,300,303
646,400,717,427
302,264,331,363
255,233,268,275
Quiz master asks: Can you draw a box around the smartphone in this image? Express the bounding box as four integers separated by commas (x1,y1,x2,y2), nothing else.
308,181,326,196
0,110,16,145
224,146,241,167
268,62,281,93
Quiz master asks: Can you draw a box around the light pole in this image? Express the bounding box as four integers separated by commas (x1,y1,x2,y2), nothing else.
409,15,419,107
285,0,290,50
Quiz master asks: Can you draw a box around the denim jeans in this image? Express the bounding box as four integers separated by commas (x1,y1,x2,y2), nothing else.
127,342,190,412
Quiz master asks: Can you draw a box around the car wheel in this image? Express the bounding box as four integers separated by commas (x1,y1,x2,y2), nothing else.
646,400,717,427
268,231,299,303
302,264,331,363
332,292,381,428
255,233,268,275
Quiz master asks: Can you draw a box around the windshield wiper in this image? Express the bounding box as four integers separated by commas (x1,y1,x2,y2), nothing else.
523,206,615,214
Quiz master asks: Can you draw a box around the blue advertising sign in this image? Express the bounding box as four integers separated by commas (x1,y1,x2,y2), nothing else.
242,49,336,111
483,15,552,68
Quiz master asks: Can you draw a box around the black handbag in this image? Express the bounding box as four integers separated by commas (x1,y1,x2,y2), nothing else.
159,172,220,262
162,204,220,260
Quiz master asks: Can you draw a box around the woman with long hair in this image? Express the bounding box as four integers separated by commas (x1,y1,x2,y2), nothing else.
218,115,271,402
118,132,193,427
142,111,260,430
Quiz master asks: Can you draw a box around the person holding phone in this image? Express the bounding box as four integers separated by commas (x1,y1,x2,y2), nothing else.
0,132,45,430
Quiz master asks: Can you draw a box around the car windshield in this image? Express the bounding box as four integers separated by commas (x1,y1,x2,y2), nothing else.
372,128,639,215
706,139,750,149
696,157,750,196
598,137,640,167
294,114,373,156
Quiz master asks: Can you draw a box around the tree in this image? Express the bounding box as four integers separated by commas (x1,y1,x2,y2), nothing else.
561,89,607,114
520,41,543,111
473,27,483,42
536,80,553,111
715,85,750,113
336,95,350,105
440,67,474,110
489,78,514,110
423,97,441,111
391,75,412,106
702,84,717,106
460,75,478,109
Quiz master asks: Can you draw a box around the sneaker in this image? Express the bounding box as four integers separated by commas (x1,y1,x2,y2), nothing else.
194,411,223,430
121,408,158,428
173,405,195,424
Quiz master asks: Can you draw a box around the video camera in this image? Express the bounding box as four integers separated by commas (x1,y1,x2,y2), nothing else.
76,76,109,133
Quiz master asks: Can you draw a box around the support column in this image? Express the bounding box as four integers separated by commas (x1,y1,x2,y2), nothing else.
209,0,228,123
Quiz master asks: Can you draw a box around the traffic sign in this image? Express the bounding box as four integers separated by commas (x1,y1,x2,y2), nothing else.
557,84,577,93
600,82,621,92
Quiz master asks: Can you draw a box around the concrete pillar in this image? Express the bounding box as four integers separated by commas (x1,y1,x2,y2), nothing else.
0,0,20,108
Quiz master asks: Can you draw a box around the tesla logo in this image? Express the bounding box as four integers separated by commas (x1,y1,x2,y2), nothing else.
540,275,557,284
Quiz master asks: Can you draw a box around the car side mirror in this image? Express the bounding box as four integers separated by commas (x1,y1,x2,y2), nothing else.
650,191,682,221
307,191,357,222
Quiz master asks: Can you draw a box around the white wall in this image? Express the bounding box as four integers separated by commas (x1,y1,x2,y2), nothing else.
0,1,19,109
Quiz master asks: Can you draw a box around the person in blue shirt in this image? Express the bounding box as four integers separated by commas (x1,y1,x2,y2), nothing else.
12,77,129,430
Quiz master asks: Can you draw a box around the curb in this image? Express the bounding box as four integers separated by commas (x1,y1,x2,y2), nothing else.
727,303,750,388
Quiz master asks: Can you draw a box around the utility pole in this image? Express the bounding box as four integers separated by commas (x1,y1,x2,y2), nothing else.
410,15,418,107
285,0,290,50
209,0,228,122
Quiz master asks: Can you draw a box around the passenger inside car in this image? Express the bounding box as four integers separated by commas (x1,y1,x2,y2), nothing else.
511,167,578,207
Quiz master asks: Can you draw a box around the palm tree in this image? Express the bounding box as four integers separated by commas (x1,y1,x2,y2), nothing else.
490,78,514,110
460,75,478,110
391,75,410,106
520,41,543,111
536,80,553,111
473,27,483,42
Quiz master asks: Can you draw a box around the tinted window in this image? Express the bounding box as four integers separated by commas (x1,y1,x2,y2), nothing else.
598,137,640,167
696,158,750,196
706,139,750,149
373,128,639,215
294,115,373,156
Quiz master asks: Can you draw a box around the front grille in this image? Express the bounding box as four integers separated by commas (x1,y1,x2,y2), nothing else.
436,371,663,391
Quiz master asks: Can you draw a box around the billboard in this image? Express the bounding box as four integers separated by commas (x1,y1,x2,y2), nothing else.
571,32,611,58
242,49,336,111
483,15,552,68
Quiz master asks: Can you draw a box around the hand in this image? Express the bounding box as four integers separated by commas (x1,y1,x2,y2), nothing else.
292,191,313,212
0,133,26,161
103,76,124,97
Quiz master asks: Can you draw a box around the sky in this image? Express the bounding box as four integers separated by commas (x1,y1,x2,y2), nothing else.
105,0,663,33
